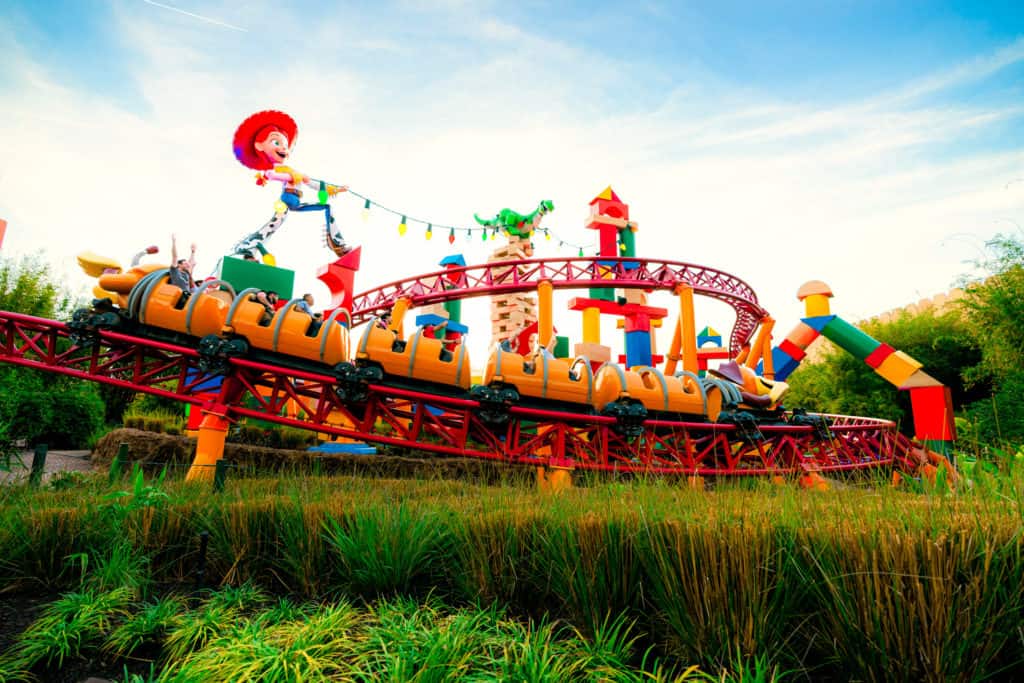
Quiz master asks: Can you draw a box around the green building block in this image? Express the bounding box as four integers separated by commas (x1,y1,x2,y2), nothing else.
219,256,295,299
820,317,880,361
443,298,462,322
619,225,636,256
553,335,570,358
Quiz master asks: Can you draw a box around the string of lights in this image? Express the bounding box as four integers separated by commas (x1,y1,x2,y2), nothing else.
312,182,597,256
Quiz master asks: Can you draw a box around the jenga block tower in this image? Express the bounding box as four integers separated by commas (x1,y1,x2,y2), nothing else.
489,231,537,346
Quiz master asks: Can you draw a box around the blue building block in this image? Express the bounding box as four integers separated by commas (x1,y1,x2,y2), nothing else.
759,347,801,381
801,315,837,333
624,330,652,367
439,254,466,267
185,368,223,394
415,313,468,335
596,258,640,271
697,333,722,347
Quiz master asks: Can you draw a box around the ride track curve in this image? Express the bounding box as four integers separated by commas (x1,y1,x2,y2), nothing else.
0,310,924,477
349,256,771,355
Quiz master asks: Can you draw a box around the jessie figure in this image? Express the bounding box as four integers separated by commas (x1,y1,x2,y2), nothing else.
232,110,350,257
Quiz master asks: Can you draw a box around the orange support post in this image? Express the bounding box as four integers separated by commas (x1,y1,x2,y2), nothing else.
185,405,231,482
675,284,698,374
744,317,774,371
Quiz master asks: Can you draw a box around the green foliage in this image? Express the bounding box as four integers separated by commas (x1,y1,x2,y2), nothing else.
4,475,1024,679
959,234,1024,381
956,234,1024,446
230,422,317,450
104,595,185,658
7,587,133,669
786,308,983,432
0,254,105,447
0,421,21,472
162,601,242,662
129,391,187,418
323,504,453,598
0,253,73,319
104,463,169,515
0,364,106,447
959,370,1024,450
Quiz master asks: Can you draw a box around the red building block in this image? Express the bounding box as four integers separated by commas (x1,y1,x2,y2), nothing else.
910,385,956,441
864,342,895,369
778,338,806,361
317,246,362,312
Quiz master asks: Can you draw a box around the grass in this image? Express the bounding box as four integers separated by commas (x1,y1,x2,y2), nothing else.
1,466,1023,679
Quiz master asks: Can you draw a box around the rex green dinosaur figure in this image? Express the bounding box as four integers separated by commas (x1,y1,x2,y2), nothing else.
473,200,554,237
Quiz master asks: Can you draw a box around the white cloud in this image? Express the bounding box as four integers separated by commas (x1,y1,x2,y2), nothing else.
0,4,1022,368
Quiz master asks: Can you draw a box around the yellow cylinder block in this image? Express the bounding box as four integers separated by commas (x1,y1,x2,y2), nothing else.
582,307,600,344
804,293,831,318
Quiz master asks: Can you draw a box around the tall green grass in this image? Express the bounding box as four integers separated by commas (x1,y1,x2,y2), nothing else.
2,469,1023,678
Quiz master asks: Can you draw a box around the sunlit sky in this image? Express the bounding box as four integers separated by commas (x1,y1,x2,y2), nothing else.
2,1,1022,363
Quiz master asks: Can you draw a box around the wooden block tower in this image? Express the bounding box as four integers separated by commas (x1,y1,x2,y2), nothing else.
489,231,538,347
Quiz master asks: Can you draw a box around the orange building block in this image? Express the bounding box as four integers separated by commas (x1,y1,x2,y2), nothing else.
787,322,819,349
873,350,922,387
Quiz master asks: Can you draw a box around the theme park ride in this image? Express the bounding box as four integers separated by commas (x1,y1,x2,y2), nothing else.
0,110,956,488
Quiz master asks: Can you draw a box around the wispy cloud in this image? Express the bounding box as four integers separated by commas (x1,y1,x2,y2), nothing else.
141,0,247,32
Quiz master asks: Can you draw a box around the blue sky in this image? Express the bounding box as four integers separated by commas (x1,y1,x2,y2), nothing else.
1,1,1022,358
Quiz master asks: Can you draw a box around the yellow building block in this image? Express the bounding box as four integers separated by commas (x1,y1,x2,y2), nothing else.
804,294,831,317
873,350,923,387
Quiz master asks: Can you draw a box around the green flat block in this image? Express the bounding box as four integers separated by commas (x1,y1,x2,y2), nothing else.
220,256,295,299
589,287,615,301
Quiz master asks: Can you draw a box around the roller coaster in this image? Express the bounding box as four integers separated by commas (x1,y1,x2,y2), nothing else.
0,245,945,485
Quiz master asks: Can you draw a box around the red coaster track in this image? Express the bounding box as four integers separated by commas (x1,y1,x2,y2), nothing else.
350,257,770,354
0,311,921,476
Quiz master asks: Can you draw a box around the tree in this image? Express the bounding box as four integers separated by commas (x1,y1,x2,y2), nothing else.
956,234,1024,446
958,234,1024,383
0,254,105,446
